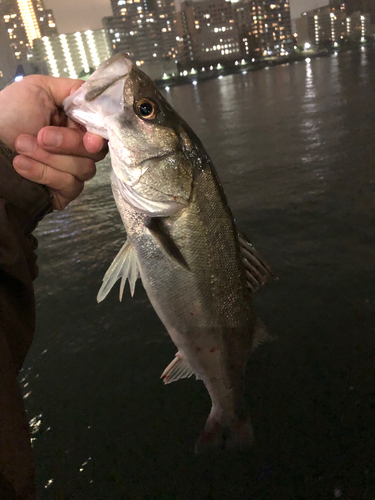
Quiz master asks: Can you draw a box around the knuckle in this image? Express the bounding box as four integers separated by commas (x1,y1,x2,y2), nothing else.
79,159,96,181
67,129,84,151
38,163,50,185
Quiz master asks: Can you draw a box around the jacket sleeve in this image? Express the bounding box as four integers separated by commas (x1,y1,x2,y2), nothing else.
0,143,52,499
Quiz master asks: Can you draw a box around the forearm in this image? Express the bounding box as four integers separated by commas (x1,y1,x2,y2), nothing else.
0,144,48,499
0,142,53,368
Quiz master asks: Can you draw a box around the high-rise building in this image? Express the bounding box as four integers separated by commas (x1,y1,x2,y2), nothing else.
33,0,57,38
175,0,240,66
103,0,178,69
342,0,375,22
234,0,292,58
175,0,292,65
296,4,370,46
0,15,17,87
0,0,58,61
33,29,111,78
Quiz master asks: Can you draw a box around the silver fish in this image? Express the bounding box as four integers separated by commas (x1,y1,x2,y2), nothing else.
64,53,275,452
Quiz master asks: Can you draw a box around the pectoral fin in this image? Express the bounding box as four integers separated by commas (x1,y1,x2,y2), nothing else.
147,218,190,271
97,240,140,303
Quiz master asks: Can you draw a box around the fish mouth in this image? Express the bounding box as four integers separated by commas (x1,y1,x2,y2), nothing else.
63,53,133,138
84,54,133,103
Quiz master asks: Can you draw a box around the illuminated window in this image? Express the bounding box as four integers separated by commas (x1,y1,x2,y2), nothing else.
17,0,41,44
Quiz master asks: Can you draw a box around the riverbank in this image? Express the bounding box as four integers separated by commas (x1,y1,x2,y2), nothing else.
155,43,371,89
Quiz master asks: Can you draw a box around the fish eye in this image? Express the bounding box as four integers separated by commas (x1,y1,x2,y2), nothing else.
136,98,157,120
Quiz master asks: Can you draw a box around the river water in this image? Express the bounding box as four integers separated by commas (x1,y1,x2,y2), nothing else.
23,49,374,499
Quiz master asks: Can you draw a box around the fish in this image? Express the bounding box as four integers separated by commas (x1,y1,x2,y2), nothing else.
64,53,275,452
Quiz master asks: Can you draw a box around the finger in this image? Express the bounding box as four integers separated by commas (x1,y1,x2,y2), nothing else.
41,76,84,108
13,155,84,210
83,132,108,155
37,126,107,162
15,135,96,181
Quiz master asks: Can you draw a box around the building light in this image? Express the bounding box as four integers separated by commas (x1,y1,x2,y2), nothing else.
74,32,90,73
17,0,41,44
85,31,100,68
42,37,59,76
60,34,76,78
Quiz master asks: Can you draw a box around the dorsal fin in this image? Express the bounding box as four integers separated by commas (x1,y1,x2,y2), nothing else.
238,231,276,295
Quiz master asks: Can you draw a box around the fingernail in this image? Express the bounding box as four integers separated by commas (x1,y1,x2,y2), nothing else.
16,136,37,153
14,155,32,170
42,129,62,147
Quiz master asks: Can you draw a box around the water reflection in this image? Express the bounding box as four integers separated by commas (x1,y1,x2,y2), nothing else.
44,479,54,489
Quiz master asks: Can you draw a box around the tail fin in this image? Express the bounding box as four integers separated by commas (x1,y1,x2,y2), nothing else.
194,412,254,454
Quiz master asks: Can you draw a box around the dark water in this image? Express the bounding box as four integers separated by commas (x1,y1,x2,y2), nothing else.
23,49,374,499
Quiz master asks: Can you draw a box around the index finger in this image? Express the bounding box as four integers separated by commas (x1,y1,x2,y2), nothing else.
37,126,108,161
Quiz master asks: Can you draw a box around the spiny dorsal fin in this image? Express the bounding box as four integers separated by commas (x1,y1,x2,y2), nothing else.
161,352,199,384
238,231,277,295
97,240,140,303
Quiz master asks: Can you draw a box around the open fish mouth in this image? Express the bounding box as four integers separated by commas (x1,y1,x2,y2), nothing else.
63,54,133,139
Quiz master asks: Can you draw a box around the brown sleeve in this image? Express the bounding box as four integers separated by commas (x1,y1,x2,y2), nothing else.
0,144,52,499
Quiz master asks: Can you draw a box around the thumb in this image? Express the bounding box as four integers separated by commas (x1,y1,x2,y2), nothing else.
42,76,84,108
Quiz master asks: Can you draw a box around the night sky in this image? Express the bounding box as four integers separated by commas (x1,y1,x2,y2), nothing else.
44,0,328,34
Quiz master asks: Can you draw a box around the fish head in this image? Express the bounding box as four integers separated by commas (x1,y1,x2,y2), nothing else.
64,53,194,216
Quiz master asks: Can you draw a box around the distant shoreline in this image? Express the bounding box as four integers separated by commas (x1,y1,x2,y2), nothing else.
156,43,372,88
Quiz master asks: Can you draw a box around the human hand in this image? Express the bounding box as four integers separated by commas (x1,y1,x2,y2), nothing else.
0,75,108,210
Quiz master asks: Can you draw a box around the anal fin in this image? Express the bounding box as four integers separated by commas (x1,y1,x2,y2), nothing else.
97,240,140,303
161,352,198,384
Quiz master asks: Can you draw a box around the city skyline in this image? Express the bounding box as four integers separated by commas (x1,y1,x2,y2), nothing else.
43,0,328,34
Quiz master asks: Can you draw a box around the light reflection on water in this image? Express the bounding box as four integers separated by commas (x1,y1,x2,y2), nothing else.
23,48,375,499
